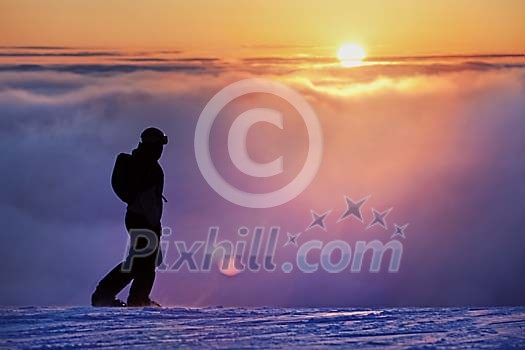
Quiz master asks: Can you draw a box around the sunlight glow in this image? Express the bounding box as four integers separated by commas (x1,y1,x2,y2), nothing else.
219,257,242,277
338,44,366,67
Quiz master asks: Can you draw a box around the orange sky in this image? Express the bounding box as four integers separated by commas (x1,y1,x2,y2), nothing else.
1,0,524,57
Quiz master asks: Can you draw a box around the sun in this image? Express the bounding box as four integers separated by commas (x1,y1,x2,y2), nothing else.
338,43,366,61
337,44,366,66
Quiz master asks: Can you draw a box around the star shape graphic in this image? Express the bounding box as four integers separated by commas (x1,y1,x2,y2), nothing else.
367,207,393,230
306,209,331,231
392,223,409,239
284,232,301,247
337,195,370,223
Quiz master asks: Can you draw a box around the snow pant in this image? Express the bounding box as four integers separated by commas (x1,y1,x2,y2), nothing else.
92,211,161,305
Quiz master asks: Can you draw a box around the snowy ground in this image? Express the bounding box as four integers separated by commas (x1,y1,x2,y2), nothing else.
0,307,524,349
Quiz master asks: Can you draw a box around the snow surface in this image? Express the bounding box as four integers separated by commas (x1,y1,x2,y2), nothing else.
0,307,524,349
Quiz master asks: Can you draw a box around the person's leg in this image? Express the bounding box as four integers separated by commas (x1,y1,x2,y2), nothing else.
127,251,158,306
91,213,136,306
91,262,133,306
124,211,161,306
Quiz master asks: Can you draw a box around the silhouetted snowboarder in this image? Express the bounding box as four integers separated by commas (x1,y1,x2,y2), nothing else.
91,127,168,307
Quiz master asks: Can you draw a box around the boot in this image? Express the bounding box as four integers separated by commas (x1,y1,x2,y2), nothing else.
91,291,127,307
127,297,161,307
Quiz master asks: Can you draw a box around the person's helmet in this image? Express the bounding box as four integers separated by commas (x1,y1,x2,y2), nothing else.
141,127,168,145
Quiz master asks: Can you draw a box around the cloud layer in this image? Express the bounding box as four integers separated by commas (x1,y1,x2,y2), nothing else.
0,52,524,306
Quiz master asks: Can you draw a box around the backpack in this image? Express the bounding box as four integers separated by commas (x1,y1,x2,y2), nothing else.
111,153,134,203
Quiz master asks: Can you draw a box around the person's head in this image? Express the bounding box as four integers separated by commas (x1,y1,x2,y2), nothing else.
139,127,168,160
